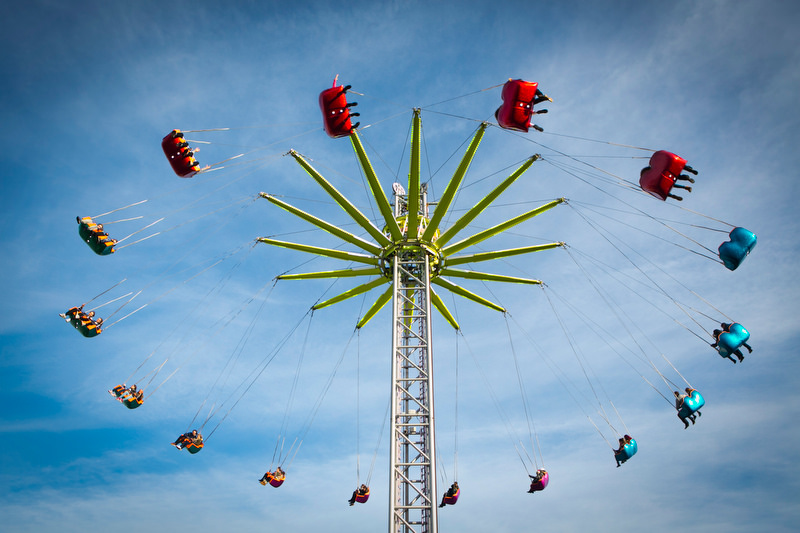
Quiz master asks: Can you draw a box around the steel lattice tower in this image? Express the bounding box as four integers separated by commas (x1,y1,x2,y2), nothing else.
389,185,438,533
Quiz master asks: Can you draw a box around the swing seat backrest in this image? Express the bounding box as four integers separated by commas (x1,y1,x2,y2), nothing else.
319,84,356,138
443,487,460,505
162,130,200,177
529,471,549,492
718,227,757,271
716,323,750,356
496,79,538,132
615,439,638,462
679,391,705,416
639,150,687,201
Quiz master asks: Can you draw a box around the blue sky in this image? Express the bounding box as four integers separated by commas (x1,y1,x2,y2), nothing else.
2,1,799,531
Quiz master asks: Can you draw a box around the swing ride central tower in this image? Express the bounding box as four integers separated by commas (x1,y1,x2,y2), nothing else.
389,186,438,533
259,108,564,533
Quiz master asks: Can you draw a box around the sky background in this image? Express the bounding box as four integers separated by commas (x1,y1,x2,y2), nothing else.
2,1,799,531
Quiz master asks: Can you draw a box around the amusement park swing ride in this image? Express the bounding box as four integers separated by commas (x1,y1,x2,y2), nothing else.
66,77,757,533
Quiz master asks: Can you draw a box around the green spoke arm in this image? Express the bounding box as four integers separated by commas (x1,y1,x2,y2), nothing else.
407,109,421,238
356,285,393,329
445,242,565,266
430,288,460,330
350,133,403,241
312,277,387,310
289,150,392,248
442,198,565,256
431,277,505,312
439,268,542,285
259,193,381,256
278,267,382,280
421,123,487,242
257,237,379,265
435,156,539,247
